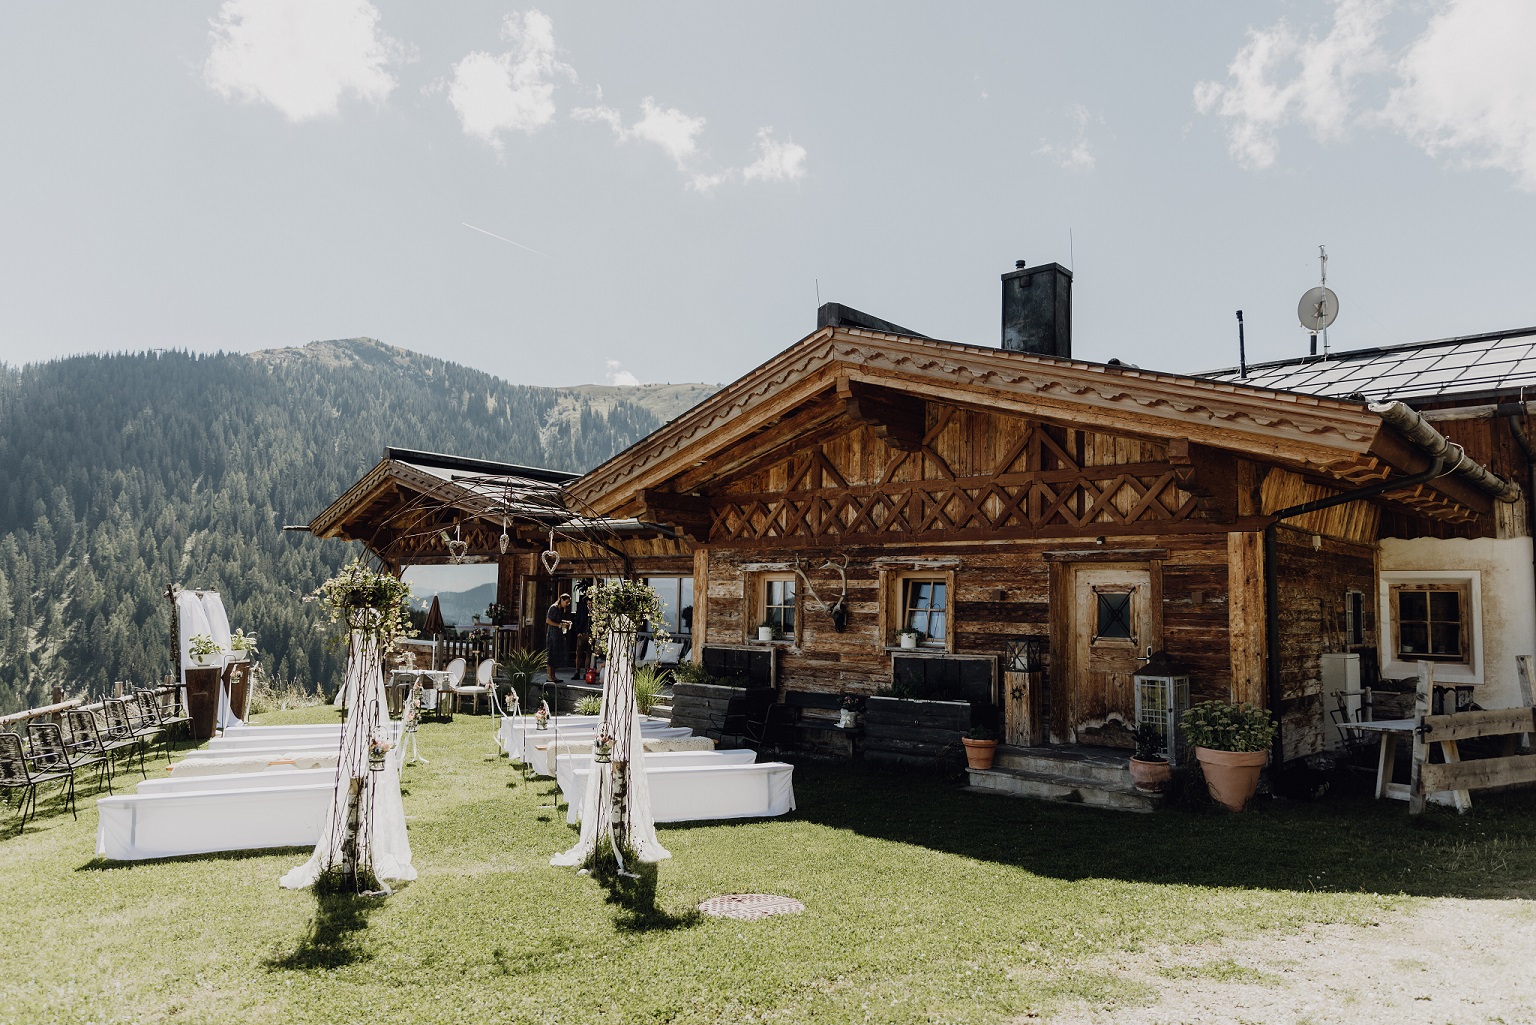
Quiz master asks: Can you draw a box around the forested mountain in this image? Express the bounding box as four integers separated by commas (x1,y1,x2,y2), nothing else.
0,338,708,714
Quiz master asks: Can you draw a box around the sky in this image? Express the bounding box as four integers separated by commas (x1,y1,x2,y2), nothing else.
3,1,1536,387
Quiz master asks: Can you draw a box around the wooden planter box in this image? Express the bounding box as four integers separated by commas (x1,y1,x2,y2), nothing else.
863,696,971,771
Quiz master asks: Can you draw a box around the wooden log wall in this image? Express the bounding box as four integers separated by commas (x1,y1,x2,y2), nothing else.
677,535,1238,715
1272,526,1377,759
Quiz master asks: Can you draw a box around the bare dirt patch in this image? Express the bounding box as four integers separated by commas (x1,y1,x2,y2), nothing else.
1043,898,1536,1025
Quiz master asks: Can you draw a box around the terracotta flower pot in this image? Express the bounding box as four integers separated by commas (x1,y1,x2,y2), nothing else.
962,737,998,770
1194,746,1268,811
1128,756,1171,793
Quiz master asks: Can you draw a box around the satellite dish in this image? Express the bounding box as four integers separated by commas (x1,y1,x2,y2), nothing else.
1298,286,1339,332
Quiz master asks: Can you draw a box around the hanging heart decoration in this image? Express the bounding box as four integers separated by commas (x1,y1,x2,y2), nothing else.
540,528,560,574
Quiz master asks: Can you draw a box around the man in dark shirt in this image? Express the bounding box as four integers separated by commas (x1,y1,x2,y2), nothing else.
545,594,572,682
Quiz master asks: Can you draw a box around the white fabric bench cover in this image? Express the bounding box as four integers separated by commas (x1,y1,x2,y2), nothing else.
96,782,332,861
566,761,796,824
206,735,342,753
499,714,671,761
167,752,339,776
557,749,757,814
222,724,343,740
136,768,335,795
528,727,694,775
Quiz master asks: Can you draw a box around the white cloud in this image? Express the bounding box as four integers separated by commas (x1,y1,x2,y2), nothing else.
605,360,639,386
448,11,574,151
742,128,807,183
576,97,707,170
1384,0,1536,189
203,0,402,122
1194,0,1391,169
1035,105,1101,174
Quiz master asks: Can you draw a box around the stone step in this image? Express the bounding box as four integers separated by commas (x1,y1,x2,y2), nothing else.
648,703,673,719
994,745,1132,786
965,766,1164,813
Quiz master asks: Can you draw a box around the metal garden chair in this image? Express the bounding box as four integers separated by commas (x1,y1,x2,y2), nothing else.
63,708,132,793
101,698,151,779
0,729,75,832
28,720,107,799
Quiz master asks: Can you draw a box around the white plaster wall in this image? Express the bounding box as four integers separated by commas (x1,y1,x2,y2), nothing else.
1379,537,1536,707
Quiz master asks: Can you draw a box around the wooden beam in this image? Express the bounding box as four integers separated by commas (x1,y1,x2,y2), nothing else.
837,377,924,452
641,490,712,542
1420,707,1536,744
1169,439,1239,520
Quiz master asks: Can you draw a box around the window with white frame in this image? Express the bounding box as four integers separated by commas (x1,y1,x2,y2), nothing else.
1379,571,1482,682
759,574,797,640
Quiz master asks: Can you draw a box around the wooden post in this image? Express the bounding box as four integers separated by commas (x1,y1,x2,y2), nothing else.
692,548,709,662
1518,656,1536,753
1227,531,1266,706
1409,661,1432,815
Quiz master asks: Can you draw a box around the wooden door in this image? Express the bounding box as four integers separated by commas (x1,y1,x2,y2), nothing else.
1068,565,1153,748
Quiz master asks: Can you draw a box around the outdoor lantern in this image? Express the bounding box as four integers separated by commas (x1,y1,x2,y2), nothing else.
1007,636,1043,673
593,726,614,764
368,740,389,772
1132,649,1191,767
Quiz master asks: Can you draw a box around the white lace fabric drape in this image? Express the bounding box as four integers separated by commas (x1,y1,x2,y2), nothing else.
282,630,415,889
551,617,670,867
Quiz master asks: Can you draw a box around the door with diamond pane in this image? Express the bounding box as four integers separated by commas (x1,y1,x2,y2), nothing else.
1068,565,1153,748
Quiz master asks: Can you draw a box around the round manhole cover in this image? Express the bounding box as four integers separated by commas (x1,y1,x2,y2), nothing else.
697,894,806,920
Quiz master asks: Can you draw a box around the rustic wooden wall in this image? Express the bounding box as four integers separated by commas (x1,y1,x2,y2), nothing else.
690,537,1237,719
1272,526,1377,759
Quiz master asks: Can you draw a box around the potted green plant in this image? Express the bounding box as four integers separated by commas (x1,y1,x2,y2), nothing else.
1128,720,1171,793
897,627,922,650
1179,700,1276,811
757,620,776,642
961,724,999,770
229,629,258,662
187,633,223,667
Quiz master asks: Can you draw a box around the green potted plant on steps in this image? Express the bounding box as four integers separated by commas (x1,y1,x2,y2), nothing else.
1179,700,1276,811
1128,720,1171,793
961,724,999,770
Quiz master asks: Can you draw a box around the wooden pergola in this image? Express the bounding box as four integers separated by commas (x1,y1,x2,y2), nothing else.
307,447,669,649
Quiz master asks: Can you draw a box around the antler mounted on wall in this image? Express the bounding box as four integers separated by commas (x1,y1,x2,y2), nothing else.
793,555,851,632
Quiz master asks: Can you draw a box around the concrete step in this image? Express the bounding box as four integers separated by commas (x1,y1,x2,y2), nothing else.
966,765,1164,813
648,703,673,719
995,744,1134,786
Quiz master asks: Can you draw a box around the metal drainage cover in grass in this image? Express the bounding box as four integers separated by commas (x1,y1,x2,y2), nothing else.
697,894,806,920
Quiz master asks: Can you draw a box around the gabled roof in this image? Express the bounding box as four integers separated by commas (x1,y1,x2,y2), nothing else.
569,325,1421,519
1202,325,1536,405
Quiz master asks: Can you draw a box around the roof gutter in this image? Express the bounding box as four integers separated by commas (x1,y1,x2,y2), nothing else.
1369,400,1521,503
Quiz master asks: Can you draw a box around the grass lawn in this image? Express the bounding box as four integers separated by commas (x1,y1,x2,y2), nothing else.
4,705,1536,1025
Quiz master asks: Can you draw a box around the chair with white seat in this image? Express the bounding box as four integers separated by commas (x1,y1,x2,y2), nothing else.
455,659,495,715
438,658,466,721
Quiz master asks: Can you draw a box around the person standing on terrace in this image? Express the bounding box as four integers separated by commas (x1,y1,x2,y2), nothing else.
545,593,572,682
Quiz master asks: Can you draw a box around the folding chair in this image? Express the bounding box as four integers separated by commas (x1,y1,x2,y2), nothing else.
1,730,75,832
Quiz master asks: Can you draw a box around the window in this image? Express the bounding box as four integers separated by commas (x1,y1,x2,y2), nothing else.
1345,591,1366,646
1392,584,1467,661
901,577,948,647
1378,571,1481,683
880,568,957,650
760,574,796,640
644,576,695,636
1093,589,1134,642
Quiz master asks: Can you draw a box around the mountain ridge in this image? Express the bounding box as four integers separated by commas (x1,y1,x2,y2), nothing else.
0,339,714,714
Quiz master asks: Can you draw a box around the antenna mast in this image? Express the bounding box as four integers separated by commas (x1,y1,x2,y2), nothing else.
1318,245,1329,356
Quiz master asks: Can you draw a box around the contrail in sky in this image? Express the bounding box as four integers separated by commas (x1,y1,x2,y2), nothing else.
461,222,552,259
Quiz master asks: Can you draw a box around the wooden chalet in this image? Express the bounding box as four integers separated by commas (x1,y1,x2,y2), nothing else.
563,272,1527,772
311,268,1535,798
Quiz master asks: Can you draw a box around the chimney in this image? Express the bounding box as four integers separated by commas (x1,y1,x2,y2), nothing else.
1001,260,1072,358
